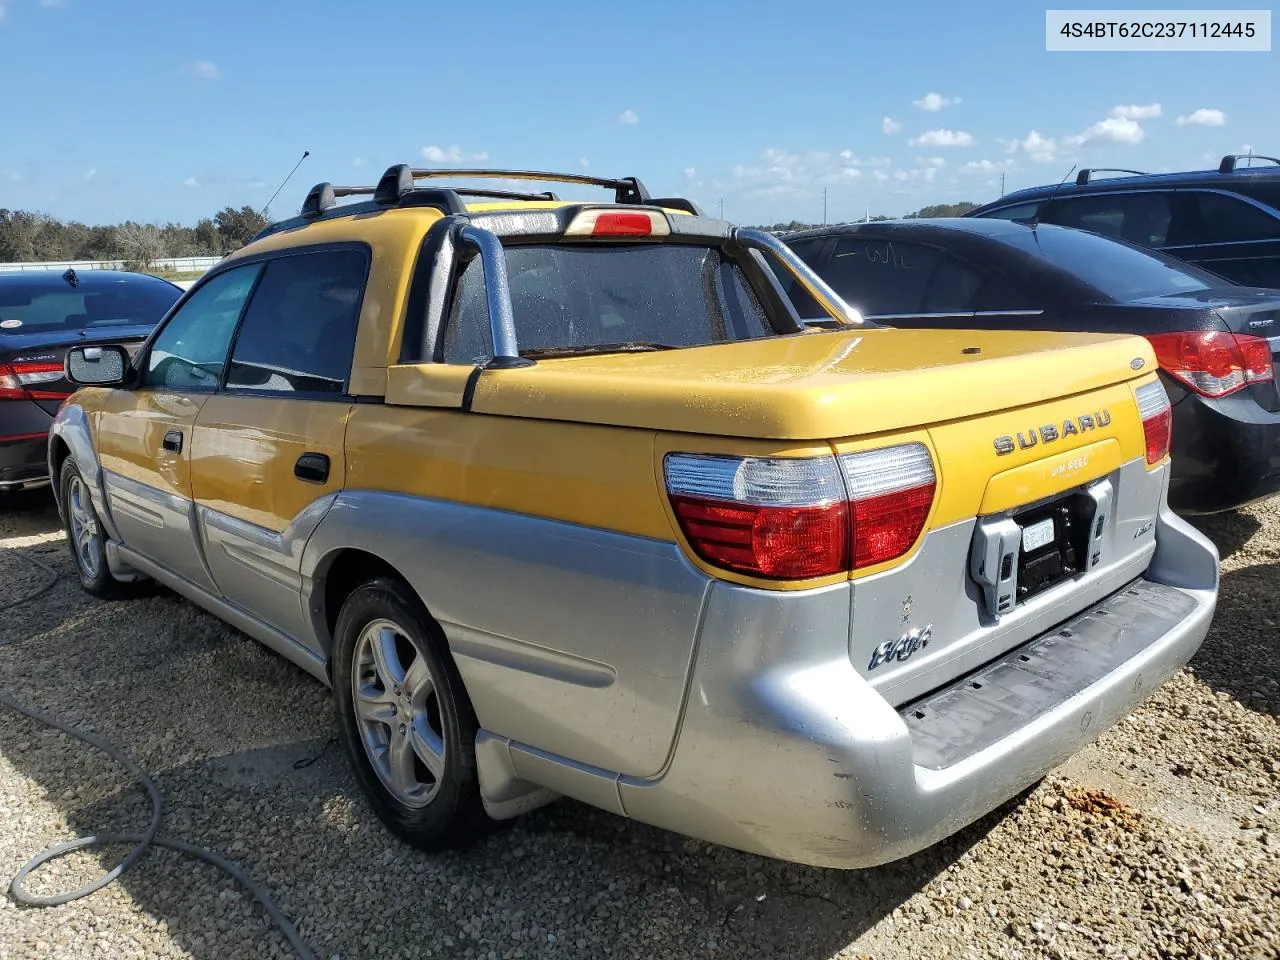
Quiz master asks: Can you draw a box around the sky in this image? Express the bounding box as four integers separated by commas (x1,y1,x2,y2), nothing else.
0,0,1276,226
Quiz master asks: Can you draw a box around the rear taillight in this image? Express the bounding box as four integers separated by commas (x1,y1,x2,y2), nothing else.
664,443,936,581
0,360,65,401
1135,380,1172,465
1146,330,1273,398
840,444,937,569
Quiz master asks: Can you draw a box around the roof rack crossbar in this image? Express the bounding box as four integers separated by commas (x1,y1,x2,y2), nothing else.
410,168,652,204
1219,154,1280,173
454,187,561,202
1075,168,1146,186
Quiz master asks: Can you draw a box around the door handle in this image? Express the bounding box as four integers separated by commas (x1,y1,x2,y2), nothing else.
294,453,330,485
162,430,183,453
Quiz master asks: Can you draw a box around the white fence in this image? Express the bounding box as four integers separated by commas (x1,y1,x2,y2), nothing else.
0,255,221,274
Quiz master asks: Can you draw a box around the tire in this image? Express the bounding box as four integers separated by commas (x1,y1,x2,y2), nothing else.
59,459,134,600
332,576,487,850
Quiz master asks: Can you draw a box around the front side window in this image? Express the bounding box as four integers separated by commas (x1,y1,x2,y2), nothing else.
441,243,772,363
225,249,366,394
1046,191,1173,247
820,237,941,315
142,264,262,390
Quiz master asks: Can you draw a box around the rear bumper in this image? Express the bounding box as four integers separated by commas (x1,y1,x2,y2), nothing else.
617,506,1217,869
1168,391,1280,514
0,400,54,489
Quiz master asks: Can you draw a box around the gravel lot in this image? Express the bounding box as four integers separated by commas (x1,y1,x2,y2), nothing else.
0,489,1276,960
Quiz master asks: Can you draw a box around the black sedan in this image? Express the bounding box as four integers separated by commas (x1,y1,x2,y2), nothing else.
0,269,182,493
778,218,1280,514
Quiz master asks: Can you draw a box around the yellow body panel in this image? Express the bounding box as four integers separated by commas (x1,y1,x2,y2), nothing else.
466,328,1158,440
345,406,670,541
979,438,1123,515
189,395,352,533
93,388,203,496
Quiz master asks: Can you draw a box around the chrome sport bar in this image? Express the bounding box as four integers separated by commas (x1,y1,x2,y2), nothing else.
730,228,865,327
453,224,531,368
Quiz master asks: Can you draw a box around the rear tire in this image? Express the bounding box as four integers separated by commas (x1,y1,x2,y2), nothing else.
332,576,487,850
59,459,134,600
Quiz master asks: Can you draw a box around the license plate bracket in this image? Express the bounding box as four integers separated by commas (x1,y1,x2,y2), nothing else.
1013,492,1098,604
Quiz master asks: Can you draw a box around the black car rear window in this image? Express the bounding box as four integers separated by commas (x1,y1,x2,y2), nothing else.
441,243,772,362
0,277,180,334
997,227,1227,302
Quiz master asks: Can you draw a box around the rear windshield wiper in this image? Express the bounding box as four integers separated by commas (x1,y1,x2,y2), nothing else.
521,341,678,359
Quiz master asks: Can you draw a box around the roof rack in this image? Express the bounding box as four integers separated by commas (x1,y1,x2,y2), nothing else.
1075,168,1146,186
293,163,705,223
1219,153,1280,173
410,168,651,205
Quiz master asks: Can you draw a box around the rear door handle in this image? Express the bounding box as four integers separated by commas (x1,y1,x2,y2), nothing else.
294,453,330,485
162,430,183,453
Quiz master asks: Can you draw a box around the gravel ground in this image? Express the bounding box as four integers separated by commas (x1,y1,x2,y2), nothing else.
0,488,1276,960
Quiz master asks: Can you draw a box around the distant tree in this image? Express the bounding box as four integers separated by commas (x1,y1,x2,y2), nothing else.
116,222,168,269
214,206,269,252
903,201,979,219
194,218,222,256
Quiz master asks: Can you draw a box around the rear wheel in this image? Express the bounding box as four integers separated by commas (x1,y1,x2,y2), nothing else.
332,576,487,850
60,459,133,600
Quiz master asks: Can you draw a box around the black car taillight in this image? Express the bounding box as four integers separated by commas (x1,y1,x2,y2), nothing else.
1146,330,1274,399
0,360,66,400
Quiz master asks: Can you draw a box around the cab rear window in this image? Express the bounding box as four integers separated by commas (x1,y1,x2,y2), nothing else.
441,243,772,363
0,279,179,333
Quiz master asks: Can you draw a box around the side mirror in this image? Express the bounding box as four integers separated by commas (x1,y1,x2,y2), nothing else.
66,344,129,386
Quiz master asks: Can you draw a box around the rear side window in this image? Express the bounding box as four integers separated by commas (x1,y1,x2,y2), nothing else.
996,227,1225,301
774,239,825,318
921,256,1029,313
442,243,771,363
226,249,366,395
1185,191,1280,244
0,279,179,334
1046,192,1173,247
821,238,941,315
143,265,263,390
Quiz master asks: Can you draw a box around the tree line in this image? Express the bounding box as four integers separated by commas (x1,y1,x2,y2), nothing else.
752,201,979,233
0,206,270,268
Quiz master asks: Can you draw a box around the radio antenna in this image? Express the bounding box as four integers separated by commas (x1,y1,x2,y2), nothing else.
1030,163,1076,229
261,150,310,219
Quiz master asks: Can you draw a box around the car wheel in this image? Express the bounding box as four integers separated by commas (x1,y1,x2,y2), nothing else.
60,459,133,600
332,576,487,850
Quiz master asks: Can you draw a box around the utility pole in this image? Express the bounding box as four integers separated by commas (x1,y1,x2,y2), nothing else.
1000,172,1006,196
823,187,828,226
719,197,724,219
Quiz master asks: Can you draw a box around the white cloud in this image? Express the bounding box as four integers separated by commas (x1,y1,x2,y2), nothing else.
0,2,7,20
913,92,961,112
961,158,1015,174
41,0,67,7
730,148,863,200
908,128,974,148
183,177,199,188
84,168,96,181
578,157,590,169
1110,103,1162,120
872,169,890,183
839,149,859,162
352,156,366,168
1064,115,1144,147
247,179,266,189
420,144,488,164
190,60,221,80
1176,108,1227,127
1003,130,1057,163
918,156,946,168
869,156,892,168
683,166,697,180
618,109,639,125
881,116,902,135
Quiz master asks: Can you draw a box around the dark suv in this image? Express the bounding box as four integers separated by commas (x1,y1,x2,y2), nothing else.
966,154,1280,288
